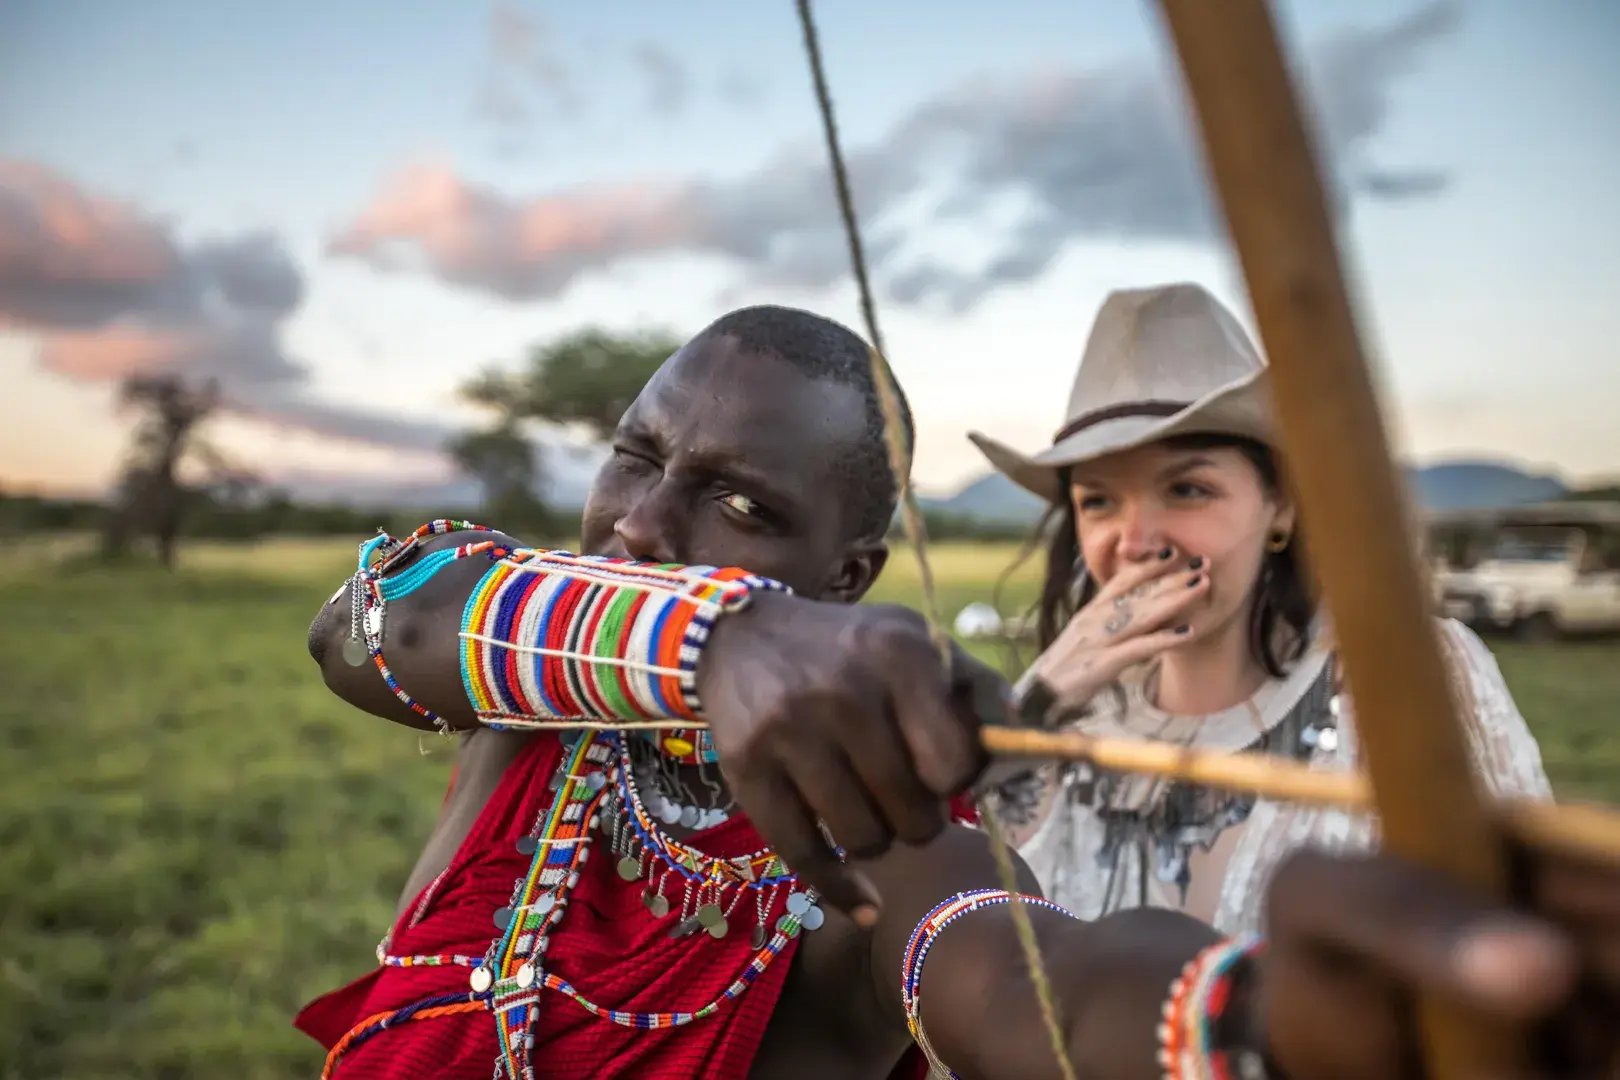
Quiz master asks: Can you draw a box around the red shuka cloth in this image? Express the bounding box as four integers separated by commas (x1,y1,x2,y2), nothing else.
297,734,980,1079
296,735,800,1079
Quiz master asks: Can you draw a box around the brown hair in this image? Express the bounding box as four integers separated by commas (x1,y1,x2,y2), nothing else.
1030,434,1315,678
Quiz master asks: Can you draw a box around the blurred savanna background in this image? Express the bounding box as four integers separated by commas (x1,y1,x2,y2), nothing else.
3,1,1617,1076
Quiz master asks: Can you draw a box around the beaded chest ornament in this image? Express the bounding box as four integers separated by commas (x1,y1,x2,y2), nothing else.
325,729,826,1080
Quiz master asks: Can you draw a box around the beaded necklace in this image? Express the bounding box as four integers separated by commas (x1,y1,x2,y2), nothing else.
325,730,819,1080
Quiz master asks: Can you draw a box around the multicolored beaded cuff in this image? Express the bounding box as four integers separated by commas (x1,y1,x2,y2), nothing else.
1158,935,1270,1080
901,888,1080,1079
335,521,789,750
460,547,788,748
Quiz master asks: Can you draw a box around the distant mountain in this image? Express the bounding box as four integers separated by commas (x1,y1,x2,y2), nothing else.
1405,461,1567,512
922,472,1046,525
924,458,1569,525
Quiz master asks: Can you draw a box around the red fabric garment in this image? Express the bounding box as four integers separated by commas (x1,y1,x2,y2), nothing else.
297,735,800,1079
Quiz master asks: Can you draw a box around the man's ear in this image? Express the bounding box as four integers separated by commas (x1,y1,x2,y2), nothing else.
822,541,888,604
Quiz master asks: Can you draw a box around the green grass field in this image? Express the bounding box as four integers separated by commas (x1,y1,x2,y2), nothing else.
3,537,1617,1078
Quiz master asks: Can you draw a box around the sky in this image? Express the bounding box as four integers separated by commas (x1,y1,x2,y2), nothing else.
2,0,1618,505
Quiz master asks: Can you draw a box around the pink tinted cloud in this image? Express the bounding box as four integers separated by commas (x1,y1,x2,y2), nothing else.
36,325,206,381
0,159,179,285
1,162,450,456
328,163,699,299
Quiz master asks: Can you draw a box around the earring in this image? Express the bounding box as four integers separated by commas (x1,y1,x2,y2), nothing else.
1267,531,1291,553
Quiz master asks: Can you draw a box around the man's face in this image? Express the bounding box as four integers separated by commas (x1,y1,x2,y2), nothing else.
579,333,883,600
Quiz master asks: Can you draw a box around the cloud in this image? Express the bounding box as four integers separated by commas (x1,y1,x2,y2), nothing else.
338,2,1460,312
473,1,579,134
327,163,699,301
0,160,450,457
632,42,689,116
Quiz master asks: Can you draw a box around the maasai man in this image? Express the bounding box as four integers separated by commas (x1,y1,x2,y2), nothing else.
302,305,1620,1079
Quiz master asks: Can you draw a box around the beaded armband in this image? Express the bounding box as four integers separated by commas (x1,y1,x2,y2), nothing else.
459,547,786,745
901,889,1080,1079
1158,936,1270,1080
337,520,788,747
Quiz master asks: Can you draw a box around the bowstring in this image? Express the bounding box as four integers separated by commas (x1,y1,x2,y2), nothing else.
792,4,1078,1078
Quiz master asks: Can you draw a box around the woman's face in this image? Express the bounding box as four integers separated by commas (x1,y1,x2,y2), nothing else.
1070,441,1293,640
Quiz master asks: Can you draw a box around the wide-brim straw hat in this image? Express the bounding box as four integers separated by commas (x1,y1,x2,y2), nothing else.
969,282,1275,504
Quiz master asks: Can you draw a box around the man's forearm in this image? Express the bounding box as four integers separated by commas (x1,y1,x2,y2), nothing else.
862,824,1220,1080
309,527,785,733
915,904,1217,1080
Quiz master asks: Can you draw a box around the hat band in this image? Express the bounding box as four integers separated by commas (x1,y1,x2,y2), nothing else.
1052,400,1190,444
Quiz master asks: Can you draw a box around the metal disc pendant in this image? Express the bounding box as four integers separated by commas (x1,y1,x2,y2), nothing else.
515,961,536,989
342,637,368,667
587,772,607,790
470,966,493,993
706,918,728,939
696,903,723,928
668,915,704,940
801,904,825,931
751,925,768,949
535,893,556,915
785,891,811,916
617,856,642,881
644,891,670,918
516,836,538,855
493,906,513,930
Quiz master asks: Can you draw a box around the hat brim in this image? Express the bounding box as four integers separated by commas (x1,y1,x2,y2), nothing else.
968,370,1273,504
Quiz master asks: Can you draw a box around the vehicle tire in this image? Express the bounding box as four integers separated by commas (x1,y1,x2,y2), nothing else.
1516,611,1560,644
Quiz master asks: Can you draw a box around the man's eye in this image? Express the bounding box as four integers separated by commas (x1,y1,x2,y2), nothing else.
718,492,767,519
613,446,657,470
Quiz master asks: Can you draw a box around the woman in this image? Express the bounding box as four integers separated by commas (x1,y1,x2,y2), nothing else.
969,282,1551,933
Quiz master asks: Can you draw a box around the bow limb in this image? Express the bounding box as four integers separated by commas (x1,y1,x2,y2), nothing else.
1154,0,1523,1074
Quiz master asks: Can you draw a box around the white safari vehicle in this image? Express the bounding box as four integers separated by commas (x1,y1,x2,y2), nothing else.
1430,502,1620,640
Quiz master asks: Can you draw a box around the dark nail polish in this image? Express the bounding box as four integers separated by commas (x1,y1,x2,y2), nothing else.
1158,546,1173,560
1187,574,1203,587
1188,556,1204,570
1175,624,1191,634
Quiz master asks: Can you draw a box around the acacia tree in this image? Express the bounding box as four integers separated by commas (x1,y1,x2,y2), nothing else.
102,374,253,567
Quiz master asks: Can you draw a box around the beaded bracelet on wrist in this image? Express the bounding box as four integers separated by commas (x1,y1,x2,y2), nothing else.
1158,936,1269,1080
901,888,1080,1079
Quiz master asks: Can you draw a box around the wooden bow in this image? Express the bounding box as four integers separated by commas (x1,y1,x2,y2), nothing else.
1154,1,1521,1073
